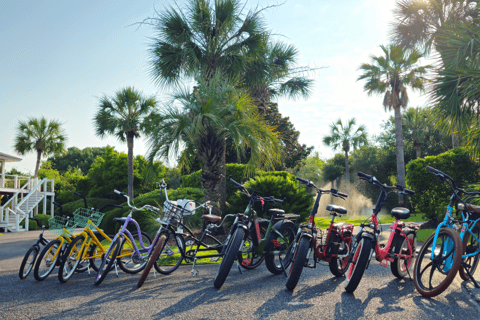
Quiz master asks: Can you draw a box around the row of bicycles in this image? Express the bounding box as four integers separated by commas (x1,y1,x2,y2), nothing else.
18,166,480,299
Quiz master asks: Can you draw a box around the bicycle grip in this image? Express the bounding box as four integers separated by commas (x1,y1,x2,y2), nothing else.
52,201,61,207
338,192,348,198
113,205,123,208
114,189,121,194
404,189,415,196
296,177,309,184
357,172,372,180
74,191,82,197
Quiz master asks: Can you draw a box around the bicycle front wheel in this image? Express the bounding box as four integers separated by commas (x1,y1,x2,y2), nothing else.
286,235,310,291
413,228,462,297
459,220,480,281
118,232,152,274
137,234,167,288
344,237,372,293
153,232,185,275
34,239,62,281
58,236,85,283
19,246,38,280
265,222,295,275
94,237,121,286
214,227,245,289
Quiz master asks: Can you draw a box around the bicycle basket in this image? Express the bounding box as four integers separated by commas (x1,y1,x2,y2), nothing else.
73,208,104,228
163,200,191,221
48,216,77,236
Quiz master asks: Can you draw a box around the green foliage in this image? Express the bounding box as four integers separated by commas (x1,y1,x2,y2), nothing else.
406,147,480,220
81,146,166,199
99,187,204,235
228,171,313,222
182,170,202,189
34,214,53,228
165,167,181,189
48,146,108,174
322,154,345,183
57,197,120,217
38,161,86,204
288,152,324,186
20,218,39,230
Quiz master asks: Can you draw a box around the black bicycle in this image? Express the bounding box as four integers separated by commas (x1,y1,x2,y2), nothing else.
213,176,299,289
19,218,49,279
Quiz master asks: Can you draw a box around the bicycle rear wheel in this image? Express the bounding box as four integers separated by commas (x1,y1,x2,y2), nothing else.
391,233,416,278
239,229,266,270
184,234,222,263
344,237,372,293
265,222,295,275
88,234,114,272
19,246,38,280
329,238,351,277
459,220,480,281
413,228,462,297
118,232,152,274
58,236,85,283
153,232,185,275
34,239,62,281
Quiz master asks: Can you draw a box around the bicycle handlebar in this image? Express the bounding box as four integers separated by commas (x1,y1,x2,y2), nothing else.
358,172,414,197
297,177,348,198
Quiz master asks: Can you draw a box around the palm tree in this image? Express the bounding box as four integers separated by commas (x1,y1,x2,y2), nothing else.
94,87,157,199
323,118,367,192
148,0,266,87
14,117,66,178
403,107,430,158
145,74,281,214
391,0,479,147
358,44,430,205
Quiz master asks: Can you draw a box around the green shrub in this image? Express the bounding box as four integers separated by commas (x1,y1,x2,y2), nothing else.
58,198,120,217
181,170,202,188
20,218,39,230
99,187,204,236
227,171,313,222
34,214,52,228
406,147,480,221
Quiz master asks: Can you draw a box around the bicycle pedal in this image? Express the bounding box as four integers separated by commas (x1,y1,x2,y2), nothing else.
388,254,395,258
272,240,281,248
306,264,315,268
241,259,252,267
191,269,199,277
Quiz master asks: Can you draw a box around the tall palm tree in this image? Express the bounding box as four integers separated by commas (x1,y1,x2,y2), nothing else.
14,117,66,178
358,44,430,205
148,0,266,87
391,0,479,147
403,107,430,158
145,74,281,214
94,87,156,199
323,118,367,192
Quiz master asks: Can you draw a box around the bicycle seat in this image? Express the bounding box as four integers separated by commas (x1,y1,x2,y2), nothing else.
390,207,410,220
458,203,480,213
269,208,285,216
113,217,128,224
326,205,347,214
202,214,222,224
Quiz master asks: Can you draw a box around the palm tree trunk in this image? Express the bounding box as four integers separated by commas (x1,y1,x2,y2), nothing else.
34,149,42,178
344,151,350,193
198,134,227,215
394,106,406,206
452,123,461,148
415,145,422,159
127,133,134,199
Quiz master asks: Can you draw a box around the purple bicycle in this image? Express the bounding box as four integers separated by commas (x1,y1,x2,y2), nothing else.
94,181,173,286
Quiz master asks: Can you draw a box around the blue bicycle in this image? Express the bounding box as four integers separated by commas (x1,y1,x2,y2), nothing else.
414,166,480,297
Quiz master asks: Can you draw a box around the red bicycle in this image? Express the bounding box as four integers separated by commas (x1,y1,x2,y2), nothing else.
344,172,418,293
286,177,353,290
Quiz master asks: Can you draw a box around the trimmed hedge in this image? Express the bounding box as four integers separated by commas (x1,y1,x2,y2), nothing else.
34,214,53,228
20,219,39,230
406,147,480,221
228,171,313,222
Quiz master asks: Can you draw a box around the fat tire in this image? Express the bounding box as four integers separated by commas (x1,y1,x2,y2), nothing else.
118,232,152,274
19,246,38,280
58,236,85,283
344,237,372,293
391,233,416,278
329,237,351,277
137,234,167,288
153,232,185,275
214,227,245,289
413,228,462,297
265,222,295,275
94,237,121,286
33,239,62,281
459,220,480,281
286,235,310,290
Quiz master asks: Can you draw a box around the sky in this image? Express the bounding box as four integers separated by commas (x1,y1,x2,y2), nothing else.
0,0,430,174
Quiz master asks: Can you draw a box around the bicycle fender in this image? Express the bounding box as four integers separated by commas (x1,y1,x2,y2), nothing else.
362,233,375,241
264,220,294,251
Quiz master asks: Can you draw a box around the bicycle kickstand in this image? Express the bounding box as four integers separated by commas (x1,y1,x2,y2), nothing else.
114,261,119,278
236,260,243,274
191,258,199,277
279,255,288,277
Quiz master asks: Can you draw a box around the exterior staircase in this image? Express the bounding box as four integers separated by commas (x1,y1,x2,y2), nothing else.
0,177,55,232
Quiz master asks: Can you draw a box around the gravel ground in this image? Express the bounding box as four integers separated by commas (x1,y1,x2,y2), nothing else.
1,229,479,320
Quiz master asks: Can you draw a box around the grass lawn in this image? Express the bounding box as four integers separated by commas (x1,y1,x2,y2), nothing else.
314,213,425,229
416,229,435,243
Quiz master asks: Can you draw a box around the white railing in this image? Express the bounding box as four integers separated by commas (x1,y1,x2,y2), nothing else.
0,178,35,224
0,174,30,189
16,178,54,216
6,207,27,231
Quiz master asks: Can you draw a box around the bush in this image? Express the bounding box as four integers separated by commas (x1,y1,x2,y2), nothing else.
58,198,120,217
227,171,313,222
34,214,52,228
99,187,204,236
20,218,39,230
406,147,480,221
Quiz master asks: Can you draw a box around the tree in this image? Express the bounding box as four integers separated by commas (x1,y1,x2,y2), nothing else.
323,118,367,191
289,151,325,186
358,44,430,205
14,117,66,177
322,155,345,189
391,0,479,147
93,87,156,199
145,75,281,214
38,161,85,204
47,146,107,174
403,107,429,158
